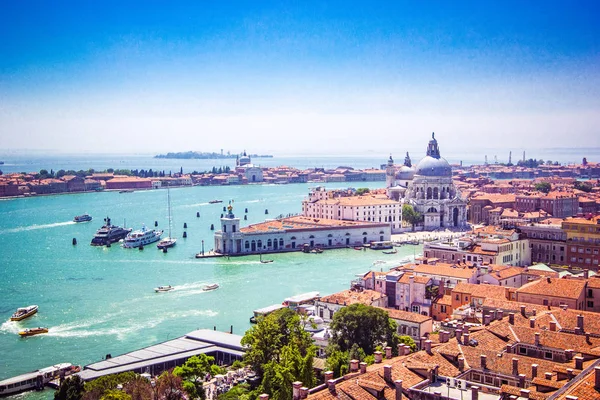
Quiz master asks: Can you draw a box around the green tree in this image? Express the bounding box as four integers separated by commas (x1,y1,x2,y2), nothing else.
84,372,137,400
329,304,397,355
324,346,349,378
356,188,370,195
56,169,67,178
217,383,251,400
397,335,417,352
574,181,593,193
173,354,214,399
101,390,132,400
534,182,552,194
55,375,85,400
402,204,422,231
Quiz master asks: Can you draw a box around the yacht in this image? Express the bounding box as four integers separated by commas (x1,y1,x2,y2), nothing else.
90,217,132,246
73,214,92,223
122,225,163,248
154,285,174,293
157,187,177,249
18,327,48,337
10,305,38,321
209,199,223,204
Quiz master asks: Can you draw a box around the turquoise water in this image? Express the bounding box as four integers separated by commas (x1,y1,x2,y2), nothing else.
0,182,421,396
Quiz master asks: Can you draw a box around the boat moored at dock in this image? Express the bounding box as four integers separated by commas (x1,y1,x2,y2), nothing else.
18,327,48,337
122,225,163,248
90,217,132,246
10,305,38,321
0,363,78,396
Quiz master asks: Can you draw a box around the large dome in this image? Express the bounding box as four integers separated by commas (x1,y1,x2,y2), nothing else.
415,155,452,177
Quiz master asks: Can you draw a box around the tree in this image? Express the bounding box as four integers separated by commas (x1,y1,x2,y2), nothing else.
101,390,131,400
324,346,349,378
156,371,184,400
56,169,67,178
397,335,417,352
329,304,397,355
122,377,153,400
534,182,552,194
402,204,422,231
356,188,370,196
217,383,251,400
574,181,593,193
84,372,137,400
55,375,85,400
173,354,215,399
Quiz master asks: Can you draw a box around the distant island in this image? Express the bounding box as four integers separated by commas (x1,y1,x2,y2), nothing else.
154,151,273,160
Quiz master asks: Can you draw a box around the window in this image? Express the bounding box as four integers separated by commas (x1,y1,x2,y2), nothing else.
456,295,459,300
544,352,553,360
519,347,527,355
588,301,594,308
543,299,549,306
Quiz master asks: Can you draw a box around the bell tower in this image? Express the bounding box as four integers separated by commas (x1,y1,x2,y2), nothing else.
386,154,395,188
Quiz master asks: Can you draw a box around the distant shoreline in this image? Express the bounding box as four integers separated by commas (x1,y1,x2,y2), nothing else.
154,151,273,160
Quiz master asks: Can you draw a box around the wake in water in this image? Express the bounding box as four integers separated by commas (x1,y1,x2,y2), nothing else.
1,221,76,235
0,320,21,334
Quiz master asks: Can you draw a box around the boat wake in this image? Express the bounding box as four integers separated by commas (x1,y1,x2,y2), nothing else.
168,281,217,297
0,321,20,334
1,221,76,235
180,202,210,209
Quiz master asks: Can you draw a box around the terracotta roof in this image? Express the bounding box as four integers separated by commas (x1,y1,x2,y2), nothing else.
319,289,385,306
413,264,475,280
516,277,586,300
452,282,508,300
554,363,600,400
240,216,387,233
376,307,432,324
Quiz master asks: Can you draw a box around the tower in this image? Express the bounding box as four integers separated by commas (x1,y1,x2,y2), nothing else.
385,154,395,188
509,151,512,165
404,152,412,168
217,204,240,254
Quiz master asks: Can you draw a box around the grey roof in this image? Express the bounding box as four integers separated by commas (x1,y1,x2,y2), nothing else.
253,304,287,315
415,155,452,177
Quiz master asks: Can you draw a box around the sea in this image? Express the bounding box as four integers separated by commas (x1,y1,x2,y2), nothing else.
0,148,597,400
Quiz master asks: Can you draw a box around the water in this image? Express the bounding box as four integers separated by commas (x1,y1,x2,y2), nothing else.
0,179,421,398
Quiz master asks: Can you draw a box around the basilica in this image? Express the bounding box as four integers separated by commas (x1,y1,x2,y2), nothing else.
386,133,468,230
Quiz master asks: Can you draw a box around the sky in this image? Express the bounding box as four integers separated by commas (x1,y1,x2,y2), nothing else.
1,1,599,156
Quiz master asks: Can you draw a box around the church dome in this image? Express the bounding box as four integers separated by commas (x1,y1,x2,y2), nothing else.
415,156,452,177
239,151,251,166
396,165,415,180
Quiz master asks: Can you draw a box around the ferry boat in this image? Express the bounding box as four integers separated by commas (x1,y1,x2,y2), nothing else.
202,283,219,291
0,363,78,396
122,225,163,248
90,217,132,246
18,327,48,337
209,199,223,204
370,241,393,250
10,305,38,321
154,285,174,293
73,214,92,223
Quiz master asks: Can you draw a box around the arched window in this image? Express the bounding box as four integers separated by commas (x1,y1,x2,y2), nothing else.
279,238,284,246
309,235,315,239
257,240,262,248
245,241,249,249
267,239,272,247
433,187,439,199
327,234,333,237
362,232,367,235
291,236,297,240
427,187,432,199
427,207,438,213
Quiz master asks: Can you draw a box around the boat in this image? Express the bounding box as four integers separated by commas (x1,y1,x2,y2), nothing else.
73,214,92,223
119,189,134,193
370,241,394,250
353,246,363,250
122,225,163,248
18,327,48,337
372,260,386,266
399,257,411,264
309,248,323,254
10,305,38,321
0,363,78,396
382,249,397,254
154,285,174,293
157,187,177,249
202,283,219,291
209,199,223,204
259,254,273,264
90,217,132,246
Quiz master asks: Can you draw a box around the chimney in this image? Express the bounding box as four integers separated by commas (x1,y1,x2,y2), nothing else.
458,357,465,371
584,270,589,279
360,362,367,374
520,389,530,398
324,371,334,383
520,305,526,317
545,372,553,380
577,315,584,333
293,382,302,400
595,366,600,390
518,374,526,388
349,359,359,372
498,310,504,320
300,387,309,400
575,356,584,370
484,314,491,326
403,345,411,356
531,364,538,379
566,349,574,361
509,312,515,325
530,317,536,328
534,332,540,346
456,329,463,344
397,343,404,355
327,379,336,394
259,394,269,400
420,336,427,350
384,365,392,382
586,333,591,344
425,340,432,354
532,309,537,316
480,354,487,370
512,358,519,375
394,380,403,400
565,396,579,400
549,321,557,331
385,346,392,359
471,385,480,400
506,344,512,354
374,351,383,363
567,368,574,381
575,327,582,335
464,333,470,345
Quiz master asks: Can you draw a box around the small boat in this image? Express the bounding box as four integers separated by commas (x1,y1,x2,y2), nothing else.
202,283,219,291
399,257,411,264
73,214,92,223
155,285,174,293
10,305,38,321
119,189,134,193
209,200,223,204
383,249,397,254
19,327,48,337
310,248,323,254
353,246,363,251
259,254,273,264
91,216,132,246
372,260,386,266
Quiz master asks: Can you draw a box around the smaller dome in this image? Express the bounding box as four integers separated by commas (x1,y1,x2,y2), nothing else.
396,165,415,180
415,156,452,177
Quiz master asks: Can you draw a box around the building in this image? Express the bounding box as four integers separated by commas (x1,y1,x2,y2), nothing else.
563,215,600,271
235,151,264,183
214,206,391,255
377,307,433,344
387,133,468,230
515,277,587,310
519,221,568,265
314,288,387,322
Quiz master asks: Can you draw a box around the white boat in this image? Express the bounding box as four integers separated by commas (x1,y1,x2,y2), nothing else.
0,363,79,396
202,283,219,291
122,225,163,248
10,305,38,321
157,187,177,250
154,285,174,293
399,257,411,264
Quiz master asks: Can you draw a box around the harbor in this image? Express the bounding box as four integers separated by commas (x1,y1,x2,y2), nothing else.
0,180,421,398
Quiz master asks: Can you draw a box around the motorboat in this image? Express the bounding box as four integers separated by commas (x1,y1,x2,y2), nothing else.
122,225,163,248
382,249,397,254
154,285,174,293
202,283,219,291
73,214,92,223
10,305,38,321
309,248,323,254
157,187,177,249
259,254,273,263
91,217,132,246
209,200,223,204
0,363,78,396
119,189,134,193
19,327,48,337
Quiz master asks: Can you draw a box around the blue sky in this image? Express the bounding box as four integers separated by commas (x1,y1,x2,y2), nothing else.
1,1,599,155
